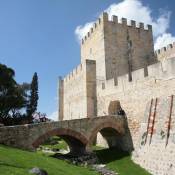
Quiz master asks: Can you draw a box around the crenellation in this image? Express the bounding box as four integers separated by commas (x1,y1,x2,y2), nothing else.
93,22,97,29
59,11,175,175
147,24,152,31
155,42,175,60
167,43,173,50
63,64,83,83
98,18,101,24
131,20,136,27
82,12,153,46
97,57,175,91
121,17,127,25
81,39,84,45
112,15,118,23
161,47,166,52
100,12,108,22
139,22,144,29
68,73,71,79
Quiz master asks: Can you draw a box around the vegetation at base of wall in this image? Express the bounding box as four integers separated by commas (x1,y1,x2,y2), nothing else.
38,137,150,175
0,144,151,175
94,148,151,175
39,136,68,150
0,145,98,175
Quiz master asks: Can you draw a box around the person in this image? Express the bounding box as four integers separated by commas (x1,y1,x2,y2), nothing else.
117,107,125,116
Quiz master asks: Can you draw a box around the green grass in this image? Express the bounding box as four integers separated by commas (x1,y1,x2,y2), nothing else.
0,144,150,175
0,145,97,175
41,140,68,150
41,136,68,150
94,148,151,175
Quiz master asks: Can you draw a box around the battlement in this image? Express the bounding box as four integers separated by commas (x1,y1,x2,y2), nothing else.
98,57,175,92
63,64,83,82
155,42,175,60
63,59,96,83
81,12,152,45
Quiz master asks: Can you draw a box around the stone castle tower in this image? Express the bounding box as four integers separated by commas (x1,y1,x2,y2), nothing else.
81,12,156,81
59,12,157,121
59,12,175,175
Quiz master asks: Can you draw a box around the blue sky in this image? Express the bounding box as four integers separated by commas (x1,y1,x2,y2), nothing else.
0,0,175,120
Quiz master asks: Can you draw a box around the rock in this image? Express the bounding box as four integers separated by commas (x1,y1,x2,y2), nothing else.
92,164,118,175
29,167,48,175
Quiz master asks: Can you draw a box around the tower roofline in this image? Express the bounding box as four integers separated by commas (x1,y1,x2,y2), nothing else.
81,12,152,45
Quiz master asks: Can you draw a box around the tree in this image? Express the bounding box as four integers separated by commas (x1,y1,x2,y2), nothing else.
26,72,39,123
0,64,27,125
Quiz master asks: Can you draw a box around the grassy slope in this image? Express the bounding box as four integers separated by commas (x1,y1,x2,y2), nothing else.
0,145,97,175
0,145,150,175
95,148,151,175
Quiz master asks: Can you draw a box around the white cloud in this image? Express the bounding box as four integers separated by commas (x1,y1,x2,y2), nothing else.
48,111,58,121
75,0,175,49
75,22,94,42
154,33,175,50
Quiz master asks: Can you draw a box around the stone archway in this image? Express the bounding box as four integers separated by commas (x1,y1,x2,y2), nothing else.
88,121,125,150
32,128,88,155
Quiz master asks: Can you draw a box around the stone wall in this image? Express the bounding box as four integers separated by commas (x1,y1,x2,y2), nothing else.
0,116,129,153
81,13,106,80
61,63,85,120
155,42,175,61
132,96,175,175
60,60,96,120
81,12,156,81
103,14,155,80
96,57,175,147
58,11,175,175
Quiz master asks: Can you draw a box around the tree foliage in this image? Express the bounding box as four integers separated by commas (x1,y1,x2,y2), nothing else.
0,64,39,125
0,64,27,121
26,72,39,123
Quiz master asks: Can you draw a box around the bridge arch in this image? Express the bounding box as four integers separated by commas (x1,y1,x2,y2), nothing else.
88,120,125,149
32,128,88,155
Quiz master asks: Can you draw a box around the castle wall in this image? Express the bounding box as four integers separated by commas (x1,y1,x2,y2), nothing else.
81,14,106,80
81,12,156,82
59,11,175,175
103,14,155,80
60,60,96,120
132,96,175,175
96,57,175,147
155,42,175,61
63,63,86,120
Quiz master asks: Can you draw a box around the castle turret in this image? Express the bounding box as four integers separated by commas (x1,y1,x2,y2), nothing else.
81,12,156,80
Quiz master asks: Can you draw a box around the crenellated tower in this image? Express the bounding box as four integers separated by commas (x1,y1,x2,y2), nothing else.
81,12,157,81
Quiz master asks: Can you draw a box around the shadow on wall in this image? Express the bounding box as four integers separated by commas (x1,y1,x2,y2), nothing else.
106,100,134,152
96,117,134,152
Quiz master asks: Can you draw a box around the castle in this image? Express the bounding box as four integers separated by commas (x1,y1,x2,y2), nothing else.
59,12,175,175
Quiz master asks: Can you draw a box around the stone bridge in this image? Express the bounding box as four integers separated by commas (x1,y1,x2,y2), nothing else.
0,116,133,154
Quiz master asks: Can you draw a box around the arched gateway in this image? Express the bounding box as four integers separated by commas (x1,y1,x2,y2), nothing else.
0,116,133,154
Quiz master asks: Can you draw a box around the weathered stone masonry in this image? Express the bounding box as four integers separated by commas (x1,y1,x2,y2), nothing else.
0,116,132,154
59,12,175,175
